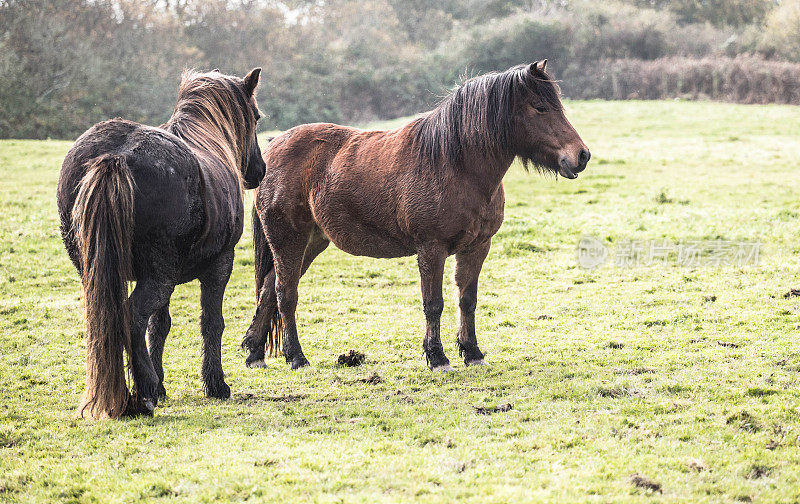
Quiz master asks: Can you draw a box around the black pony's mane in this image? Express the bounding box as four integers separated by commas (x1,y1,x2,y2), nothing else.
411,63,562,171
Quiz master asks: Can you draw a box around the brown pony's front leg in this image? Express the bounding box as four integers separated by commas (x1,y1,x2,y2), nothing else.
455,241,491,366
417,243,453,372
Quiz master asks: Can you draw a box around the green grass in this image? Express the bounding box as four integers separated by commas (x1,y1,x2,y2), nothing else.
2,100,800,502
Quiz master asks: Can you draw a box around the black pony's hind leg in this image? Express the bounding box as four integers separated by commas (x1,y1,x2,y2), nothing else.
199,251,234,399
126,279,175,416
147,304,172,400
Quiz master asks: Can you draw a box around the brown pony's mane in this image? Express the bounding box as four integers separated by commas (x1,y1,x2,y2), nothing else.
411,64,562,171
164,70,257,189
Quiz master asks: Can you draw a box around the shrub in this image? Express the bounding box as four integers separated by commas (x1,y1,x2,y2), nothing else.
760,0,800,62
564,56,800,104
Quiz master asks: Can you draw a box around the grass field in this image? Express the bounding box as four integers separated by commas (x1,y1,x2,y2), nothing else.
2,100,800,503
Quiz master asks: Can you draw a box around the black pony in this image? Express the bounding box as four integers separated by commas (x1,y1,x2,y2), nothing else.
57,68,266,419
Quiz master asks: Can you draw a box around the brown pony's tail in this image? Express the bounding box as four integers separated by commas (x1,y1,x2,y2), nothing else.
72,154,135,419
251,201,282,357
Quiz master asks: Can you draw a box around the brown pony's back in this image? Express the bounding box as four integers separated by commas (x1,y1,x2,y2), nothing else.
259,121,489,259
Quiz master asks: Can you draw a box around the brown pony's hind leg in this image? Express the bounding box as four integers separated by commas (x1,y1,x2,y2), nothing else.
244,230,328,368
242,205,276,367
267,215,316,369
243,268,277,368
455,241,491,366
417,243,453,372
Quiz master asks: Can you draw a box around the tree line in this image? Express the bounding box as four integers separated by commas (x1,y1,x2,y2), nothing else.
1,0,799,139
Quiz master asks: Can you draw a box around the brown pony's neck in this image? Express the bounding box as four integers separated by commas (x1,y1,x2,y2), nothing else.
412,64,564,198
411,65,530,194
459,145,516,201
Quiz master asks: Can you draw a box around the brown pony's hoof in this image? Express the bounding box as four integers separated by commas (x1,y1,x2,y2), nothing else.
431,364,457,373
290,356,311,370
246,359,268,369
286,352,310,370
465,359,487,367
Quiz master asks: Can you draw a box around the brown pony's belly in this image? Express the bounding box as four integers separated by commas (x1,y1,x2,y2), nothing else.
319,220,414,259
310,183,415,258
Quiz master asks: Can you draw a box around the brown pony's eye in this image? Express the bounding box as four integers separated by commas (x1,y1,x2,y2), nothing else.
534,105,548,114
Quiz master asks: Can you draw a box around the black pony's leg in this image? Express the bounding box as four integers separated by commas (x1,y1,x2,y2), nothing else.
455,241,491,366
417,243,452,372
199,251,234,399
147,304,172,399
127,279,174,416
245,230,328,368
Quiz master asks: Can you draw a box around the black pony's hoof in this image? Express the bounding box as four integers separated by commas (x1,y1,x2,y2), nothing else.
205,379,231,400
290,355,310,370
124,394,156,418
142,397,156,413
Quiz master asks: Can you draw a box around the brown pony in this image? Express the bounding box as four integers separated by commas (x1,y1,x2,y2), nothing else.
242,61,590,371
57,69,266,418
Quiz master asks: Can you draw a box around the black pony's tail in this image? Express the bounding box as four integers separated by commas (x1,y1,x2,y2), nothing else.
71,154,135,419
251,196,282,357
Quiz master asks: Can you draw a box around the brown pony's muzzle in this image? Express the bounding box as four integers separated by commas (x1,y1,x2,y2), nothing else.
558,147,591,179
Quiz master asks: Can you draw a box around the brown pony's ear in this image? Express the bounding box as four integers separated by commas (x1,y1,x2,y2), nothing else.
243,67,262,96
527,60,545,77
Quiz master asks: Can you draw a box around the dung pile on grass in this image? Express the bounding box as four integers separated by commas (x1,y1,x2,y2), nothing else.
337,350,366,367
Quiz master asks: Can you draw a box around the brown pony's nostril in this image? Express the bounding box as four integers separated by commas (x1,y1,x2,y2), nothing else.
579,149,591,165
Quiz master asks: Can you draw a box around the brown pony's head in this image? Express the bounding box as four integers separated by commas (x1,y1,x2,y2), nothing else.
512,60,590,179
169,67,266,189
413,61,589,178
